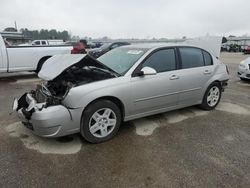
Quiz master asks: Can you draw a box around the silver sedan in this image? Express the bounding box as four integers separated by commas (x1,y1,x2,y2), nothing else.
14,42,229,143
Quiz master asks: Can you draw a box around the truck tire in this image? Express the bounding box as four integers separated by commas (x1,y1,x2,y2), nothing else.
35,56,51,73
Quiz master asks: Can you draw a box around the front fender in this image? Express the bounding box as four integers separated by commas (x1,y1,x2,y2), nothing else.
62,78,131,115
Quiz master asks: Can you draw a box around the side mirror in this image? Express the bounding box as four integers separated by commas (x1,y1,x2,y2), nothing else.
139,67,157,76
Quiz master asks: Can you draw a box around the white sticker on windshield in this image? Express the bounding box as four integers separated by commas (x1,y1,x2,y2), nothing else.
127,50,143,55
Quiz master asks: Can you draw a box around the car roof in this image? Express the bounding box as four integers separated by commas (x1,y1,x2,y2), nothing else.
120,42,205,50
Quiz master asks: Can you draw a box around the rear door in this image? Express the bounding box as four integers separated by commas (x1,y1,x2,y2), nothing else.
130,48,180,115
176,47,214,106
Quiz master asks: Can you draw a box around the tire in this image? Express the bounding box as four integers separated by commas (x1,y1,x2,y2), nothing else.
80,99,122,143
35,57,51,73
200,82,222,110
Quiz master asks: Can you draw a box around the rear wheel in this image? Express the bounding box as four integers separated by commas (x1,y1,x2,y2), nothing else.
80,99,121,143
200,82,222,110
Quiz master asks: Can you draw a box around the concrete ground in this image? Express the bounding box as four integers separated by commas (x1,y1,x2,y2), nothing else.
0,53,250,188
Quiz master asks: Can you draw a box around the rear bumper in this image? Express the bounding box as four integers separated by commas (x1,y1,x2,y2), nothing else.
14,93,82,137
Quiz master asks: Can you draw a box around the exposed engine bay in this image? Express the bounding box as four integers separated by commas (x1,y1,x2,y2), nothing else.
14,54,118,120
32,55,118,106
33,65,116,106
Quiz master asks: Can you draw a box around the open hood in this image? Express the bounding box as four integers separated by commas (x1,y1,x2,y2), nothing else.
38,54,118,80
185,36,222,58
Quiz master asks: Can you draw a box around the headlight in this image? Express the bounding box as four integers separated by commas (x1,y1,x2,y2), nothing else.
239,61,246,68
240,60,245,65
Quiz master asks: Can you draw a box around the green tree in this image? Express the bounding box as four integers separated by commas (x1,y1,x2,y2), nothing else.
20,28,71,40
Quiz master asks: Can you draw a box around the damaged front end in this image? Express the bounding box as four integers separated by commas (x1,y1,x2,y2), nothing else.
13,54,118,137
13,83,64,121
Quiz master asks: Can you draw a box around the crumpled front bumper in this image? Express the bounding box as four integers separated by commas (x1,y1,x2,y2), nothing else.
13,93,82,137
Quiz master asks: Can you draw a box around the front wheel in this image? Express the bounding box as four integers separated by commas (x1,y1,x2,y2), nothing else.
200,82,222,110
80,99,121,143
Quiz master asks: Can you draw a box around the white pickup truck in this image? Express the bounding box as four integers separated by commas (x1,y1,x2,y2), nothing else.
0,35,73,73
19,40,65,46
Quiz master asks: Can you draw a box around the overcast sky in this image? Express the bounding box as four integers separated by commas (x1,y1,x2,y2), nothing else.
1,0,250,39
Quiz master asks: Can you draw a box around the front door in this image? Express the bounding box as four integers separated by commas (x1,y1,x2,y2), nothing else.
130,48,180,115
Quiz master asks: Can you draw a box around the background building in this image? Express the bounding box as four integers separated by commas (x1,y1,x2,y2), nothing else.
0,27,31,45
224,36,250,52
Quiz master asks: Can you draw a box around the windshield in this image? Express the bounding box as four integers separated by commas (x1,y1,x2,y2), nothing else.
98,47,148,75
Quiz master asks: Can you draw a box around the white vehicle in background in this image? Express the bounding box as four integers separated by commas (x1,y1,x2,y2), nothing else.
0,35,73,73
238,57,250,80
19,40,64,46
31,40,64,46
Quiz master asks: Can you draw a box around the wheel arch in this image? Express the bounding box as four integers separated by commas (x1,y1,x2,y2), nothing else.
211,79,224,90
202,77,225,96
213,80,222,86
36,56,52,73
82,96,125,121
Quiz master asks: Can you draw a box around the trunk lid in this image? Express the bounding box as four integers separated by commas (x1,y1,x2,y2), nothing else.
185,36,222,58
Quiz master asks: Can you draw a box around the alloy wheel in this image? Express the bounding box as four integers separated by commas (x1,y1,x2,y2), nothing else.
89,108,117,138
207,86,220,107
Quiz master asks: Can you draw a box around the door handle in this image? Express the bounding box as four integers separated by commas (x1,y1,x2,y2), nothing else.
204,70,212,75
169,75,179,80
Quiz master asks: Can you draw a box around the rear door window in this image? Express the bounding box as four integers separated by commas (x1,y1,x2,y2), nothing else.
203,51,213,66
179,47,204,69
